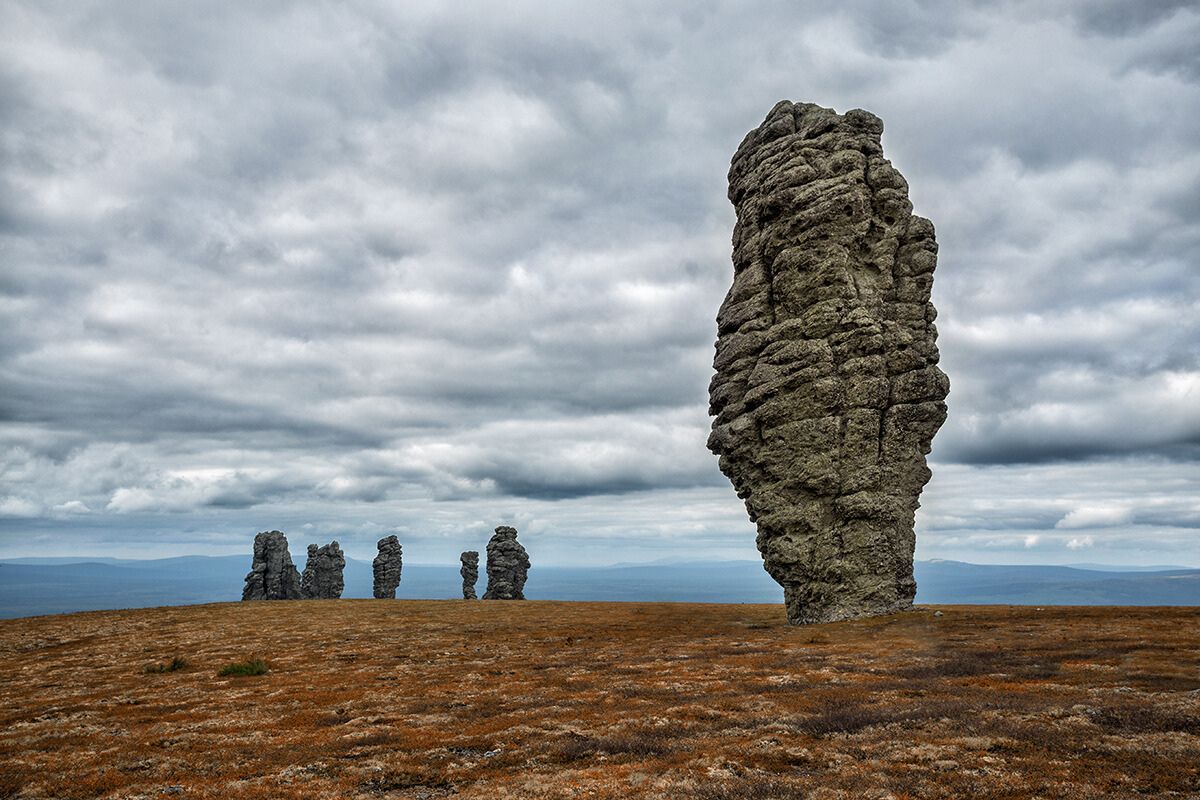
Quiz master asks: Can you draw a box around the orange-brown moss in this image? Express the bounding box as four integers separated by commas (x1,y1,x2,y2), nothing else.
0,602,1197,799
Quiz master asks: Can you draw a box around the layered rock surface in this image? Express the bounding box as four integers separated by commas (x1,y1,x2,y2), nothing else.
482,526,529,600
460,550,479,600
300,541,345,600
241,530,303,601
708,101,949,625
372,536,403,599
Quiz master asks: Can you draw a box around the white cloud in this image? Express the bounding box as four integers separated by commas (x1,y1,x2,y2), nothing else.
1056,505,1134,530
106,488,164,514
0,497,41,518
0,1,1197,565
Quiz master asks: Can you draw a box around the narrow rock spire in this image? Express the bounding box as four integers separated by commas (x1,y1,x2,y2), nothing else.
372,535,403,599
460,550,479,599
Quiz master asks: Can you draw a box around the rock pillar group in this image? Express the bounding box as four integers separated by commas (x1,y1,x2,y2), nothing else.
239,526,530,603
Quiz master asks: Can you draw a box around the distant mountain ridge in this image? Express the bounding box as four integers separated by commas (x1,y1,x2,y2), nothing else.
0,556,1196,619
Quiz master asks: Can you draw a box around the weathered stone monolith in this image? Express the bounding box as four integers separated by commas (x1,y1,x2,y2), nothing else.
241,530,303,600
460,550,479,600
300,540,345,599
372,535,402,599
708,101,949,625
482,526,529,600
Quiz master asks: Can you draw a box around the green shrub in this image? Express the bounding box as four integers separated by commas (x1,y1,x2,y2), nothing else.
143,656,189,674
218,657,269,677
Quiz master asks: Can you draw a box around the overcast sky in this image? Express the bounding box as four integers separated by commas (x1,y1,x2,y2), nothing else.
2,1,1197,567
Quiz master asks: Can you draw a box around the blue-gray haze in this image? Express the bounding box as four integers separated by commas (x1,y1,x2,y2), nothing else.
1,1,1197,567
1,557,1197,619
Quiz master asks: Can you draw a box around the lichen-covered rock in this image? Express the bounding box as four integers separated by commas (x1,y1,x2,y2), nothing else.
241,530,303,601
708,101,949,625
300,541,345,599
460,550,479,600
482,527,529,600
372,535,402,599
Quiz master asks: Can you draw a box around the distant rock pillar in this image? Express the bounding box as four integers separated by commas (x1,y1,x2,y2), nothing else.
241,530,303,600
460,550,479,599
482,526,530,600
300,540,346,599
373,535,403,599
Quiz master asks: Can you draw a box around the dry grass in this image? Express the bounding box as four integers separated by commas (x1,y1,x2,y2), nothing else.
143,655,189,674
0,602,1197,799
216,657,269,677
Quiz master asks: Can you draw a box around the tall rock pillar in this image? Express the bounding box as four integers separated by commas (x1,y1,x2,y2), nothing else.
241,530,303,601
300,541,346,599
708,101,948,624
460,550,479,600
482,526,529,600
372,535,403,599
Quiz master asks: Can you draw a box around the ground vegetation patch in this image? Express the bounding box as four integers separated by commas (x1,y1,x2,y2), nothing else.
0,602,1196,798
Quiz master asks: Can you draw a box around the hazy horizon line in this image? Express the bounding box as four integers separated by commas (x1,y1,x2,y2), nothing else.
2,554,1196,571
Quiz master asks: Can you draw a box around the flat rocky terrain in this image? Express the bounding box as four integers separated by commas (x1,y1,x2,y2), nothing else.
1,602,1197,799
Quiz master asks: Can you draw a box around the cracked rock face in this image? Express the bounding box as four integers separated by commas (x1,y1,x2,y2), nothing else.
242,530,303,601
460,550,479,600
300,541,345,600
708,101,949,625
372,535,403,599
482,527,529,600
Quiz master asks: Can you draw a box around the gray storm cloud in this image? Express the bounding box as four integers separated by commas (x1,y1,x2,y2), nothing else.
1,0,1197,565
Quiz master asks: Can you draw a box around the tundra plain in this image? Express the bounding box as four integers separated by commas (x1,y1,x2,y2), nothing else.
1,602,1197,799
